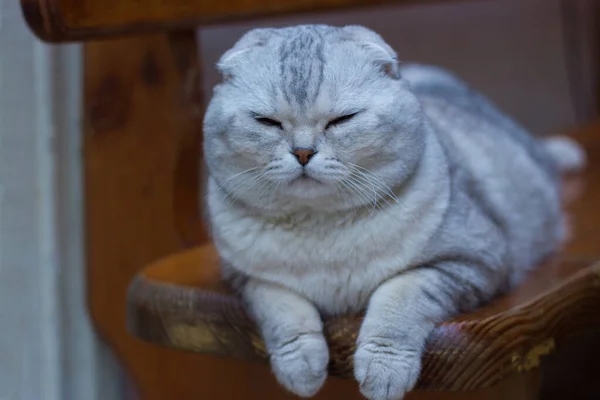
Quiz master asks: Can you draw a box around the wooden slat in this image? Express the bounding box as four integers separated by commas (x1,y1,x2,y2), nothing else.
21,0,433,42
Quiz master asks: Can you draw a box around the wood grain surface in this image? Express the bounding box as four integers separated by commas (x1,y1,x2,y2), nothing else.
84,33,248,400
127,123,600,392
21,0,437,42
127,250,600,391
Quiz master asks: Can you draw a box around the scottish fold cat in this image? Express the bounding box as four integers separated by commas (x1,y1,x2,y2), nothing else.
203,24,584,400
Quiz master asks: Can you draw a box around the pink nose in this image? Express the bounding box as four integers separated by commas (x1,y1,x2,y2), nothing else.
293,149,315,165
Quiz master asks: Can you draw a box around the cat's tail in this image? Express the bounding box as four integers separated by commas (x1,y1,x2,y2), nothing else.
541,136,586,173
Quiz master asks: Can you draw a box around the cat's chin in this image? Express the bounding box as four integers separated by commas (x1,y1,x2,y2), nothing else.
291,174,322,185
284,176,334,199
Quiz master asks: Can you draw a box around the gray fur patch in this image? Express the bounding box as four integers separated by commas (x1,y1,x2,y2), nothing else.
279,27,326,107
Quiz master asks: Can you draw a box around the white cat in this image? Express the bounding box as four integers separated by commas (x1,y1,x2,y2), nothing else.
203,24,584,400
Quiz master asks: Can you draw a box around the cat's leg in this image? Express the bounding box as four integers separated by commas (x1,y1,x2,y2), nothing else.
354,262,496,400
243,279,329,397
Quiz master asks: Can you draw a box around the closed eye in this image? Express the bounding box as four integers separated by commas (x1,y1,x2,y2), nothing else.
325,113,358,130
255,116,283,129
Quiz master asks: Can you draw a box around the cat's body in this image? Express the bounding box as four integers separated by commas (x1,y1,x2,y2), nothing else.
208,123,448,316
204,25,584,400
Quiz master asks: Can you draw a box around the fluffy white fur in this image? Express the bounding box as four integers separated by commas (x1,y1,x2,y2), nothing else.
203,25,584,400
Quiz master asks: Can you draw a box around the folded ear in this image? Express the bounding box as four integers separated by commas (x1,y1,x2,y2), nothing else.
216,28,278,81
340,25,400,80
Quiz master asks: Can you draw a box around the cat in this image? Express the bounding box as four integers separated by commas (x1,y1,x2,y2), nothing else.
202,24,585,400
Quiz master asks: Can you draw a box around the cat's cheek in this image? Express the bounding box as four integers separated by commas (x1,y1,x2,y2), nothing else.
224,132,284,160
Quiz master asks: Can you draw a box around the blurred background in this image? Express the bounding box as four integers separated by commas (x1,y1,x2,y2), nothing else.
199,0,597,134
0,0,598,399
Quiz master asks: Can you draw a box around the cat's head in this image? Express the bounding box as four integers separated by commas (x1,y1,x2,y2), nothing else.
204,25,425,213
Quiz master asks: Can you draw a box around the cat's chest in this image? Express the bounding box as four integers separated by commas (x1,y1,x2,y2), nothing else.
240,224,396,314
229,214,386,273
214,209,425,314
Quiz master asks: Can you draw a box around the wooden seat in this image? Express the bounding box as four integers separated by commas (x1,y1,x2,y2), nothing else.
128,249,600,391
126,124,600,395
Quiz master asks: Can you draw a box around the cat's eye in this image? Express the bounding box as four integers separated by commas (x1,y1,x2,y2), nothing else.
255,117,283,129
325,113,358,130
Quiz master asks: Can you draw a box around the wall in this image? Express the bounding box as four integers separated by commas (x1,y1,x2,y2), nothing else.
199,0,597,134
0,2,123,400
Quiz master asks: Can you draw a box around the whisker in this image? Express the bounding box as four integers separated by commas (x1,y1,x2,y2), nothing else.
351,164,422,223
217,167,261,189
348,163,399,203
225,172,265,203
350,164,398,200
345,168,401,216
267,181,282,209
350,172,395,210
342,176,379,214
332,181,351,206
255,176,278,203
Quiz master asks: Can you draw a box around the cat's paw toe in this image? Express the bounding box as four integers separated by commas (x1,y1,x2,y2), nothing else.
354,342,421,400
270,333,329,397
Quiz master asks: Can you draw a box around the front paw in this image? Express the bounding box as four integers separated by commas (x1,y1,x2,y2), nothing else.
354,340,421,400
269,332,329,397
